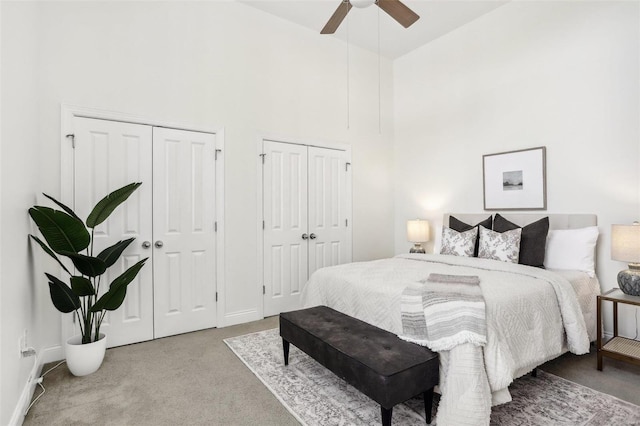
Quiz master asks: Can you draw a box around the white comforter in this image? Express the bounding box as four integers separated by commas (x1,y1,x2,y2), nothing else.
301,254,594,426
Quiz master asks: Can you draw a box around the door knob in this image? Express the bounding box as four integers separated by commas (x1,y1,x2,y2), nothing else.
309,233,317,240
142,241,151,249
302,233,309,240
154,241,164,248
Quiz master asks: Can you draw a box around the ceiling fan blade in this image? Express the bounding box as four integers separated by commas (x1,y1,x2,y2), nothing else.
376,0,420,28
321,1,352,34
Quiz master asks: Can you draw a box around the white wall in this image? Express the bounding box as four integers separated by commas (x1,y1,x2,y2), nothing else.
1,2,46,424
394,2,639,334
1,2,395,417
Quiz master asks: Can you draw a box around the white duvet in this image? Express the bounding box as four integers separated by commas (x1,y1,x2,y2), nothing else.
301,253,598,426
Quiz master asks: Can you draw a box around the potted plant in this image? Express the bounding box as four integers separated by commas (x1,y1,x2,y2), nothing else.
28,182,147,376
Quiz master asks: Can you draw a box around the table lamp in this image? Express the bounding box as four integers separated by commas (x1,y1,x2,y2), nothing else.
407,219,429,254
611,222,640,296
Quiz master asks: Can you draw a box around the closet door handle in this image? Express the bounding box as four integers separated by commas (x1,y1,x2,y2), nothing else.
309,233,317,240
155,241,164,248
142,241,151,249
302,233,309,240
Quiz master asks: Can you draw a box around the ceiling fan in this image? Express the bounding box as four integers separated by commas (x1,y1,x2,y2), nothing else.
321,0,420,34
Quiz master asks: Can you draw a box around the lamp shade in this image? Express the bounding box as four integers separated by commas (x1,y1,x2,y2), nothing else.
407,219,430,243
611,223,640,264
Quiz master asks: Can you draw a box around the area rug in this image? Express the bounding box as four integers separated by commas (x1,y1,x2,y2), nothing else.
224,328,640,425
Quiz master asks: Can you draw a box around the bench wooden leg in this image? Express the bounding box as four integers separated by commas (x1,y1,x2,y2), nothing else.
381,406,392,426
424,388,434,424
282,339,290,366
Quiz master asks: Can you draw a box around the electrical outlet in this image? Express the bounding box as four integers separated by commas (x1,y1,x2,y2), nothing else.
18,329,31,358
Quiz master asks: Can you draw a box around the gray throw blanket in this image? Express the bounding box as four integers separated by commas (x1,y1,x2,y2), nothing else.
399,273,487,351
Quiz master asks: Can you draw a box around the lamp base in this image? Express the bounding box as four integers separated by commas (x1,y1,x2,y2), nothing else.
410,243,425,254
618,268,640,296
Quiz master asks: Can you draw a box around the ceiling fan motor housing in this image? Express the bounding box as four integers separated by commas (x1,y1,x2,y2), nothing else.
350,0,376,8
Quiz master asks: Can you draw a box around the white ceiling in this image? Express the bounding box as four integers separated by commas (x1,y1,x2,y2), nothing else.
238,0,509,59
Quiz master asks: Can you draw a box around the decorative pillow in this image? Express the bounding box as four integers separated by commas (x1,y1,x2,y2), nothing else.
478,225,522,263
449,215,493,257
432,225,443,254
544,226,599,276
439,227,478,257
493,214,549,268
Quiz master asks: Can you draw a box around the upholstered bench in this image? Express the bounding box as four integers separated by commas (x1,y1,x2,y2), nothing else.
280,306,439,426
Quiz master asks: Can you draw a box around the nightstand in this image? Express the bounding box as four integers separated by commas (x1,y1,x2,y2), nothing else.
597,288,640,370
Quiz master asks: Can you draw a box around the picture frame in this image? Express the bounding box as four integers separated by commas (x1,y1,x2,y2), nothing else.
483,146,547,210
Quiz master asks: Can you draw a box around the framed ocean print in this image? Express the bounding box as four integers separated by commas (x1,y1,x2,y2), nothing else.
483,146,547,210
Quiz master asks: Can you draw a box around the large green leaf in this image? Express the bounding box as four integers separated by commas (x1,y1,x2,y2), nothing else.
46,273,81,313
28,206,90,255
29,234,72,275
60,252,106,277
42,193,81,221
97,238,135,269
91,258,147,312
70,276,95,296
86,183,142,229
96,286,127,313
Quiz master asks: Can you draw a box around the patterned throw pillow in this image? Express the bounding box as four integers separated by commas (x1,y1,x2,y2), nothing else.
493,214,549,268
449,215,493,257
478,225,522,263
439,227,478,257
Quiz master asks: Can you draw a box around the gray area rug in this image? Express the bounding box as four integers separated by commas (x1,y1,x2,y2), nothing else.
225,328,640,425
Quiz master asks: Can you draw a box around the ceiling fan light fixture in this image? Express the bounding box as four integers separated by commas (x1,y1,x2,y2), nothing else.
321,0,418,34
350,0,375,9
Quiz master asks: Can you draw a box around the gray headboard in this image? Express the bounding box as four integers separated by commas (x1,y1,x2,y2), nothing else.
443,213,597,230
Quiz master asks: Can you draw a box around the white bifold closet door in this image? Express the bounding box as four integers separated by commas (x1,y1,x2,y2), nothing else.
263,141,350,317
152,127,217,338
73,117,217,347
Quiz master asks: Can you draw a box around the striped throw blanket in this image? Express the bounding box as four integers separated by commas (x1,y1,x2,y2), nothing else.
399,273,487,351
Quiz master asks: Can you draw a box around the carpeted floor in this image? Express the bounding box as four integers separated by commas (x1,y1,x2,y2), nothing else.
225,328,640,425
24,316,640,425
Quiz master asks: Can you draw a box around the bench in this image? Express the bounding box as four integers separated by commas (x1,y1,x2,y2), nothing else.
280,306,439,426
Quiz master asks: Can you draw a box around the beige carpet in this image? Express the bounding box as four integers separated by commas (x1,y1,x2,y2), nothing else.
24,316,640,425
24,316,298,426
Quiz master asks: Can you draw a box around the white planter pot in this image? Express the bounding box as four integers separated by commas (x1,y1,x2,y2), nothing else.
65,333,107,376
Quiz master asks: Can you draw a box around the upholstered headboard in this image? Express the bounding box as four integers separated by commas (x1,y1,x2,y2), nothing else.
443,213,597,230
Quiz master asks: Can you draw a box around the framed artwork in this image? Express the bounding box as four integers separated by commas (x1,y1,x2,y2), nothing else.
483,146,546,210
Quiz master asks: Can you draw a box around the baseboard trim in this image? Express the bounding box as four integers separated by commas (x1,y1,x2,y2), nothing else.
40,345,64,364
221,309,260,327
8,345,63,426
9,356,41,426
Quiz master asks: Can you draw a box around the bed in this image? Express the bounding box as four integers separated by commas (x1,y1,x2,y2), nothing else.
301,213,601,425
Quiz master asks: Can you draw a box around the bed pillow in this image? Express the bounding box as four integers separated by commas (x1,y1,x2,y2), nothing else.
544,226,599,276
478,225,522,263
449,215,493,257
493,214,549,268
432,225,443,254
439,227,478,257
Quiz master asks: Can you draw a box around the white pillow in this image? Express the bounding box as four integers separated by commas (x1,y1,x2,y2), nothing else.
478,225,522,263
439,227,478,257
544,226,599,276
433,225,443,253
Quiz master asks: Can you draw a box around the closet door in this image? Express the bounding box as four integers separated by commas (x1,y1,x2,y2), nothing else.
263,141,309,317
308,146,350,276
152,127,217,338
73,117,154,347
